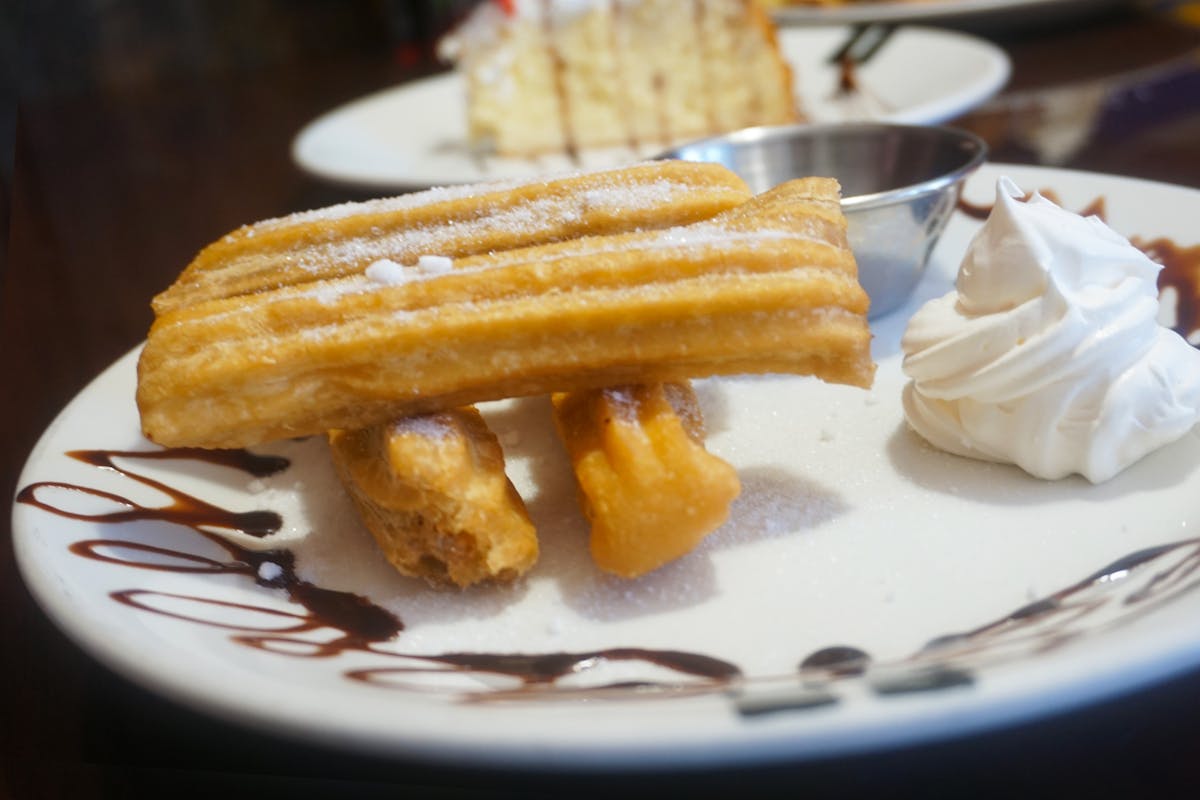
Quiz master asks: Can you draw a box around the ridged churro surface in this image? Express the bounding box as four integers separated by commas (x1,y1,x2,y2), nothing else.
153,161,752,314
327,408,537,587
138,175,874,449
552,382,741,578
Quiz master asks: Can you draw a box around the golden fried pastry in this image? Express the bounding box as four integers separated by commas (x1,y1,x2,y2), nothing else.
138,175,874,449
327,408,537,587
152,161,753,314
552,382,740,578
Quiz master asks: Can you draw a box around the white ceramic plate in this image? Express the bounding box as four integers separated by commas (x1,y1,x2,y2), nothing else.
14,163,1200,770
292,26,1008,190
770,0,1128,26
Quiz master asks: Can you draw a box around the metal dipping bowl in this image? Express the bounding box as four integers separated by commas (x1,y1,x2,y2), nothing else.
658,123,988,318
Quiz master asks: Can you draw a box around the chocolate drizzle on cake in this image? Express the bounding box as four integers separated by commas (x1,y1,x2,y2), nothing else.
541,0,579,162
694,0,717,135
608,0,640,152
449,0,798,161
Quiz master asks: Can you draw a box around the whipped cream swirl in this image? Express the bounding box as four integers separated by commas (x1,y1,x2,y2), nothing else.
901,177,1200,483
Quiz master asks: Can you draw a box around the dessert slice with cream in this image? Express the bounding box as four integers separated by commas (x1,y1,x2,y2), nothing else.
438,0,800,157
901,177,1200,483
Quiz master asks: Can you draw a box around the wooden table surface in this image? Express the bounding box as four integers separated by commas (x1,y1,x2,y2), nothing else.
5,4,1200,797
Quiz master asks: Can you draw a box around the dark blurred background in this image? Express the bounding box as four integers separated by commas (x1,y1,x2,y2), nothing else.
5,4,1200,798
13,0,474,97
4,0,482,276
5,0,483,168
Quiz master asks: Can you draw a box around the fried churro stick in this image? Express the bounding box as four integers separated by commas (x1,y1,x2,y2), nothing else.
153,161,752,314
138,176,873,449
552,382,740,578
327,407,537,587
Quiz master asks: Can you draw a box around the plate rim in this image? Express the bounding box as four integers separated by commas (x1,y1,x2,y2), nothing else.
290,24,1010,190
14,163,1200,770
770,0,1128,25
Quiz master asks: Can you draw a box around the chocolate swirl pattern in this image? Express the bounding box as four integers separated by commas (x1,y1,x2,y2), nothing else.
17,448,740,698
17,445,1200,713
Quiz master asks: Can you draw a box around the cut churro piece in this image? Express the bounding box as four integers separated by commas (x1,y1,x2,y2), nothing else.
138,176,874,449
153,161,752,314
552,382,741,578
327,408,537,587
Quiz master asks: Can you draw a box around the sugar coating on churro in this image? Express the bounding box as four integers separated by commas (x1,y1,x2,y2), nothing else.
252,171,685,230
552,382,741,578
154,161,753,314
138,174,874,449
328,407,538,588
365,256,454,287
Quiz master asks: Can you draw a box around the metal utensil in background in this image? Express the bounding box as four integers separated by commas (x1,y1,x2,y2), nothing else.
828,23,897,95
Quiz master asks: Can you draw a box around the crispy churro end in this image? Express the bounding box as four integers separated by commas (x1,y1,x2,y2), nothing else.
328,409,538,588
553,383,742,579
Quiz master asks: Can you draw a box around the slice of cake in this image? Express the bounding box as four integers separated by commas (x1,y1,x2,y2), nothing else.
439,0,801,157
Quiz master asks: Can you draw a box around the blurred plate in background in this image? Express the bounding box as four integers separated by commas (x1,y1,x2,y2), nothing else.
292,25,1008,190
768,0,1132,28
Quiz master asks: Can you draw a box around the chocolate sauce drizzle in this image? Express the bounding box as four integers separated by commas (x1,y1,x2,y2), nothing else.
955,190,1200,341
17,448,737,697
913,537,1200,669
954,189,1106,222
18,449,404,655
754,535,1200,712
800,645,871,677
1141,237,1200,341
17,446,1200,710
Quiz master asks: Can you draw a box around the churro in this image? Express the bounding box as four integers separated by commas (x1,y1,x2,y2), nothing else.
552,382,740,577
153,161,753,314
327,408,537,587
137,175,874,449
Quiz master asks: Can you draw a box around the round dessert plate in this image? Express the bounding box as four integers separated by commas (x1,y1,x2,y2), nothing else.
770,0,1129,26
14,163,1200,770
291,25,1009,190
